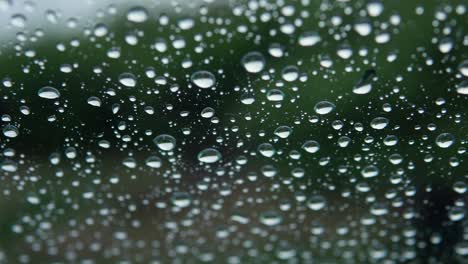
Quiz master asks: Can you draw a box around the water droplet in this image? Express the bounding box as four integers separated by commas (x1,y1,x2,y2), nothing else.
453,181,467,194
10,14,26,28
438,37,453,53
1,160,17,172
302,140,320,153
298,31,321,46
171,192,191,208
26,195,40,205
240,93,255,105
367,0,384,17
337,44,353,59
448,207,465,221
314,101,335,115
241,51,265,73
201,107,215,118
2,125,18,138
191,70,216,89
435,133,455,148
93,23,108,37
370,117,389,130
307,195,326,210
259,211,282,226
268,43,284,58
127,7,148,23
281,66,299,82
177,17,195,30
198,148,222,163
354,19,372,36
118,73,137,87
153,134,176,151
274,126,292,139
353,69,376,95
266,89,285,102
38,86,60,99
258,143,276,157
456,80,468,95
87,96,101,107
458,60,468,77
145,156,162,168
361,165,379,178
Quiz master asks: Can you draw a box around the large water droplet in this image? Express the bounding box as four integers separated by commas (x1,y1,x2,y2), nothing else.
127,7,148,23
314,101,335,115
367,0,384,17
258,143,276,157
274,126,292,139
361,165,380,178
198,148,222,163
87,96,101,107
153,134,176,151
266,89,285,102
241,52,265,73
298,31,321,46
370,117,389,130
145,156,162,168
38,86,60,99
3,125,18,138
302,140,320,153
281,66,299,82
118,73,137,87
191,70,216,89
456,80,468,95
171,192,191,208
435,133,455,148
259,211,282,226
458,60,468,77
353,69,376,95
307,195,326,210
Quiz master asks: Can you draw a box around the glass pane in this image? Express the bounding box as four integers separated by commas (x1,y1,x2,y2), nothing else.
0,0,466,262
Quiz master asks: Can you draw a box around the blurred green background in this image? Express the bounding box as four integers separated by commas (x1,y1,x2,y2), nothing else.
0,0,466,263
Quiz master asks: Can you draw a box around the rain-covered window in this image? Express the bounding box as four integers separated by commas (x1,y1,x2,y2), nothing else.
0,0,467,263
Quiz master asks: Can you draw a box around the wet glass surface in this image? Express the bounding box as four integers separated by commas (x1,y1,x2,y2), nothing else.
0,0,467,263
